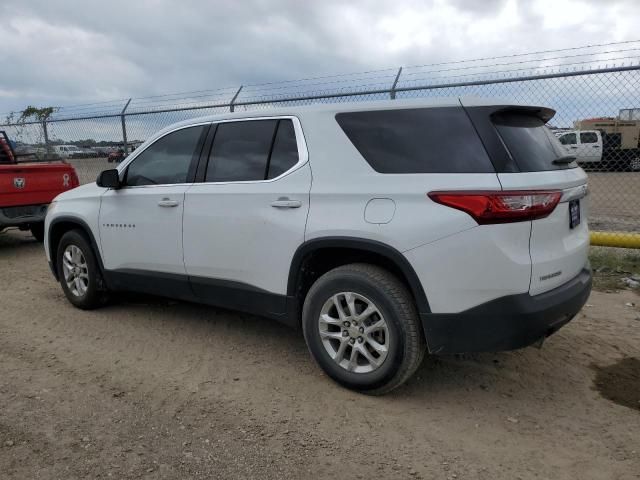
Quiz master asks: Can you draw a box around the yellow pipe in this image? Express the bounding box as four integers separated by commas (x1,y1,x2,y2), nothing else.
590,231,640,249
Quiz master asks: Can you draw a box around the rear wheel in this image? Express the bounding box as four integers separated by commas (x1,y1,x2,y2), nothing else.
30,222,45,242
302,263,426,395
56,230,108,309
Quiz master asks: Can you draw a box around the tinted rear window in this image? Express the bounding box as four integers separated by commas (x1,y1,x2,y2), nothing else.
335,107,494,173
580,131,598,144
206,120,277,182
558,133,577,145
267,120,299,179
493,113,575,171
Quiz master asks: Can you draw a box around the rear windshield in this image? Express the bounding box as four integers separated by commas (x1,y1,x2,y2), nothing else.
492,112,575,171
335,107,495,173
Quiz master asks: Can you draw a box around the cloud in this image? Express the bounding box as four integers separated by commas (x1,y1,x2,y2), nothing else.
0,0,639,115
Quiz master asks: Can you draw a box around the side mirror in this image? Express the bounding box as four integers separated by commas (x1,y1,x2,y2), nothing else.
97,169,121,189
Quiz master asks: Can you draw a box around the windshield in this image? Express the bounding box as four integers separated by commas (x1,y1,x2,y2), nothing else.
492,112,576,171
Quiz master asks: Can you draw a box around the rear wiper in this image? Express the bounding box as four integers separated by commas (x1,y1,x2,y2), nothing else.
552,155,576,165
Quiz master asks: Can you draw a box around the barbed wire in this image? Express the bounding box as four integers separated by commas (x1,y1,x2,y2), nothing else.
2,39,640,122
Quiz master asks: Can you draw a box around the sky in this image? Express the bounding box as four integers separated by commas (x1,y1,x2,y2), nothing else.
1,0,639,121
2,0,640,113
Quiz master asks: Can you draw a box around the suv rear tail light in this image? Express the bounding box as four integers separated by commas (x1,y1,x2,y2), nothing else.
428,190,562,224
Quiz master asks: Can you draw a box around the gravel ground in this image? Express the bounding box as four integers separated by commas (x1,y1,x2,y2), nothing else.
0,230,639,479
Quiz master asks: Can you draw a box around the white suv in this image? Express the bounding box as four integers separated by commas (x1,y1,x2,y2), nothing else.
44,98,592,394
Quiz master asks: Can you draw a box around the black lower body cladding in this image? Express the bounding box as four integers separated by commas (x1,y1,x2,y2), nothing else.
421,268,592,354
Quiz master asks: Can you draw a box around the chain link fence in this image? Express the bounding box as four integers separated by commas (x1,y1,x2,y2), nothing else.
1,64,639,244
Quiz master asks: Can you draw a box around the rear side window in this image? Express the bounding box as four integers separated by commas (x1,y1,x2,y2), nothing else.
559,133,577,145
268,120,299,179
493,113,575,171
580,132,598,144
335,107,494,173
207,120,276,182
206,119,299,182
125,125,206,186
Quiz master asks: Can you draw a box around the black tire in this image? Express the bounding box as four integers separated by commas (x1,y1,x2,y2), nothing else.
56,229,108,309
30,222,45,242
302,263,426,395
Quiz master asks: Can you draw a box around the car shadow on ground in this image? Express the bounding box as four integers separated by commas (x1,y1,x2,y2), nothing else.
0,229,41,251
1,229,582,400
99,290,577,401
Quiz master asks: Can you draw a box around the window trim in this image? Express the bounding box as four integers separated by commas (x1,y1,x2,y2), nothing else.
117,122,211,189
117,116,308,188
199,115,309,185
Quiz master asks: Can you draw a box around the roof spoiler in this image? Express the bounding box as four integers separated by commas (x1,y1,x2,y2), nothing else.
490,105,556,123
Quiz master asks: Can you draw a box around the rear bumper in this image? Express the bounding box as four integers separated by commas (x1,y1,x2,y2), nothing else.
422,268,592,354
0,204,47,227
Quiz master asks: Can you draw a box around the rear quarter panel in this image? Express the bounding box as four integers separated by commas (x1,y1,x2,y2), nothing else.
301,110,534,313
301,111,501,252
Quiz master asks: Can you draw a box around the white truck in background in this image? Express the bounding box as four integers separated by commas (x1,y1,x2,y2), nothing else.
557,117,640,171
556,130,603,165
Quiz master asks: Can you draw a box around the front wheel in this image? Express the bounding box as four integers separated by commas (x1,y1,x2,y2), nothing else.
56,230,108,309
302,263,426,395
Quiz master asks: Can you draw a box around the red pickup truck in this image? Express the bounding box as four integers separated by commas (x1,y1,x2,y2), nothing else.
1,131,79,241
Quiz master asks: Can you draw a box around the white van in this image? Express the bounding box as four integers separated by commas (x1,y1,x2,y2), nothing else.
51,145,83,159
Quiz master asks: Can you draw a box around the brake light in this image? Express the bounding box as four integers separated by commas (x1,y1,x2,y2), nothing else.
428,190,562,224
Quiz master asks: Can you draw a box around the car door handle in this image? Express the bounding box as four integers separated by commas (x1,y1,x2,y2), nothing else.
271,198,302,209
569,146,578,148
158,198,179,208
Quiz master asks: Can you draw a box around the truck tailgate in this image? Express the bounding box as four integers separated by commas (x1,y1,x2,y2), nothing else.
0,162,79,207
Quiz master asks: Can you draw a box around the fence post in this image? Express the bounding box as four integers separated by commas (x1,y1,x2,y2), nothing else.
390,67,403,99
229,85,243,112
42,120,50,160
121,98,132,153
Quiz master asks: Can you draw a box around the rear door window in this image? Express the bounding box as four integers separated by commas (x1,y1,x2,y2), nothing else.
206,120,277,182
580,132,598,144
559,133,577,145
267,120,299,179
335,107,495,173
205,119,299,182
493,113,576,171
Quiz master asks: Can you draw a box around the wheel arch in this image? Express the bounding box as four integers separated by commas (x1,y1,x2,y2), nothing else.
48,216,105,281
287,237,431,323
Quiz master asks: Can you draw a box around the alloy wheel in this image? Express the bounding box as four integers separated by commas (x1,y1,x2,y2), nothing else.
62,244,89,297
318,292,390,373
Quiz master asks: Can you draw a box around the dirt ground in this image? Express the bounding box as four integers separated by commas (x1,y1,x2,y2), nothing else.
0,230,638,480
586,172,640,232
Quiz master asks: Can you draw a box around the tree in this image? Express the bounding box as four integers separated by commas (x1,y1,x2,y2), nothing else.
17,106,56,123
4,106,57,155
